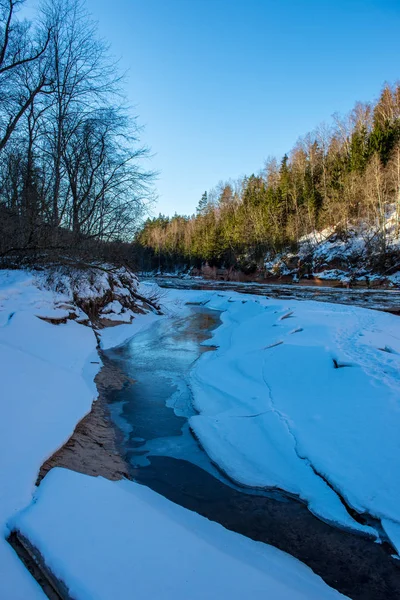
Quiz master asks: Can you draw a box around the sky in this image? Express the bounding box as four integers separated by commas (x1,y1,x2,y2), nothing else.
32,0,400,216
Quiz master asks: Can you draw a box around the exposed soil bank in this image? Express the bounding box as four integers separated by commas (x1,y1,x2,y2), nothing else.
38,356,131,485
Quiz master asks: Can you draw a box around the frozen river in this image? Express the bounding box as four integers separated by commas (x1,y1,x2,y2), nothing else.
104,300,400,600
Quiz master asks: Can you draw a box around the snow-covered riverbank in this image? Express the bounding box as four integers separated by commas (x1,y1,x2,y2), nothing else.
0,269,162,598
183,290,400,549
0,270,101,598
1,271,348,599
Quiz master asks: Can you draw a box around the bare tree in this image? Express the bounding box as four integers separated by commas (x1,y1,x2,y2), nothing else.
0,0,153,265
0,0,51,153
63,107,150,242
41,0,120,227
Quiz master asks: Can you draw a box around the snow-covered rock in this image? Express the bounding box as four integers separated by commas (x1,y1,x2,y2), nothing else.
264,210,400,285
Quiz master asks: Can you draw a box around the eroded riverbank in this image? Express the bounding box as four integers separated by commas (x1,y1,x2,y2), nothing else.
38,357,131,484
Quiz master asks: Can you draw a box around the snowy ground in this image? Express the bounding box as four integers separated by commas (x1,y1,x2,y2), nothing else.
11,468,344,600
0,269,160,599
1,271,346,599
0,270,100,598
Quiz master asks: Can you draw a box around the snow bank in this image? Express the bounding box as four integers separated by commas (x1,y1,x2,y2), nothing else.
11,468,345,600
187,291,400,546
0,268,158,599
0,270,100,598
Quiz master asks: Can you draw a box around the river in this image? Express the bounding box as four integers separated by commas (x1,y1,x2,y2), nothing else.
104,290,400,600
144,275,400,313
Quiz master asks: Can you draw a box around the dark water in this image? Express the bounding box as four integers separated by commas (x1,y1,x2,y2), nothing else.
105,305,400,600
144,275,400,313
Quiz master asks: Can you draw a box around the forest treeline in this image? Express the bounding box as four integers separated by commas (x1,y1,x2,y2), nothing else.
0,0,152,267
137,84,400,273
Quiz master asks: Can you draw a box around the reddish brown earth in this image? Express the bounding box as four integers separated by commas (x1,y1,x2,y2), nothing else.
38,356,131,484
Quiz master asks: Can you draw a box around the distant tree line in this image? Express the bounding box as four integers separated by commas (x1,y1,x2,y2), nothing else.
0,0,152,267
137,84,400,273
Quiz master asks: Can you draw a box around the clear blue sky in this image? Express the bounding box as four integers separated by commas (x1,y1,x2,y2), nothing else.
86,1,400,216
